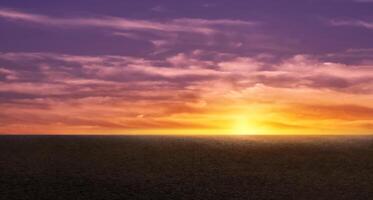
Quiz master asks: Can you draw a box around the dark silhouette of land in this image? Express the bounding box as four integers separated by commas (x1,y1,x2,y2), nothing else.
1,135,373,200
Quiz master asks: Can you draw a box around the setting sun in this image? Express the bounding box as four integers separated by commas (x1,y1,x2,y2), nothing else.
232,115,257,135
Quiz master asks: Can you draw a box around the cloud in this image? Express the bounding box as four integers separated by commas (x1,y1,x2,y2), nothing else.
281,104,373,121
0,68,18,80
2,52,373,97
330,19,373,30
172,18,255,26
0,8,255,35
112,32,145,40
325,48,373,64
0,8,281,56
1,51,373,134
218,57,262,72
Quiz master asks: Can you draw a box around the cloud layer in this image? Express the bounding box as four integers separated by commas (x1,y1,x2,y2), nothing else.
1,51,373,134
1,4,373,135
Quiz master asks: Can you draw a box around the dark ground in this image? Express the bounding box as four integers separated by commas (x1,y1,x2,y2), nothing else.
1,135,373,200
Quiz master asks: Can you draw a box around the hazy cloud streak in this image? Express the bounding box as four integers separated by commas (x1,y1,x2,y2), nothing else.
0,8,255,35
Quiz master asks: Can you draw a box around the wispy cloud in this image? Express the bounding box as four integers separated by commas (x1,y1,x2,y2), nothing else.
330,19,373,30
0,8,255,35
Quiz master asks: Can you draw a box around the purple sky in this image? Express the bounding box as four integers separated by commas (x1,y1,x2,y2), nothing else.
0,0,372,59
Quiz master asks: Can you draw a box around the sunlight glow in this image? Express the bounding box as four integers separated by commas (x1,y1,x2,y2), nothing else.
232,115,262,135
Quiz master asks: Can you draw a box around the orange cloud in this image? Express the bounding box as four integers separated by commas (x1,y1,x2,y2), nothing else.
1,52,373,135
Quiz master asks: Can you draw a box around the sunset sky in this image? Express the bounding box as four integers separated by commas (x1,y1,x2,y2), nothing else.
1,0,373,135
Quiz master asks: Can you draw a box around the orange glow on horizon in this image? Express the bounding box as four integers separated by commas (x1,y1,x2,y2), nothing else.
1,54,373,136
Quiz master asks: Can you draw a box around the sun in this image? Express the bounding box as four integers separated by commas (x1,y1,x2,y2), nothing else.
232,115,260,135
233,115,252,135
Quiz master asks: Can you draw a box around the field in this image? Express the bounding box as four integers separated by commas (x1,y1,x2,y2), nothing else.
1,135,373,200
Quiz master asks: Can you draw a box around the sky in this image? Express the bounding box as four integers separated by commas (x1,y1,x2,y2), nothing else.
0,0,373,135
